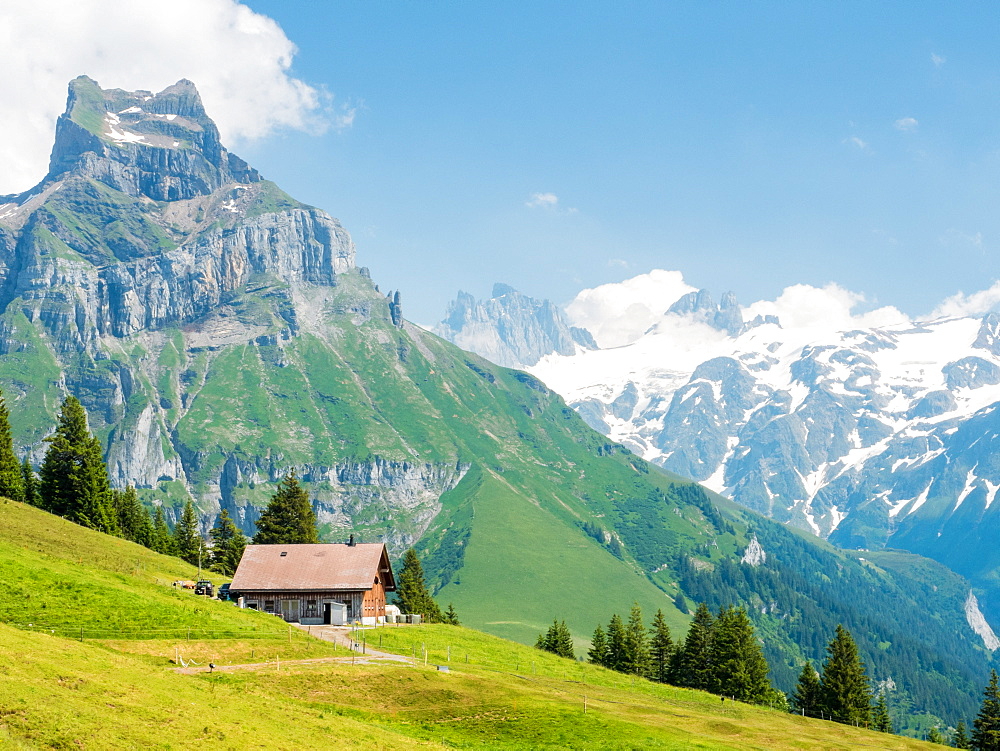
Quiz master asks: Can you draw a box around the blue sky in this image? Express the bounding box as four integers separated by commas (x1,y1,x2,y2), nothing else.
4,1,1000,325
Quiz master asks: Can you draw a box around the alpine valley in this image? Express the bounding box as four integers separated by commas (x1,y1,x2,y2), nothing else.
1,77,996,733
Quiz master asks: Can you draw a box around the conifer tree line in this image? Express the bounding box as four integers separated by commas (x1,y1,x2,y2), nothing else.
555,602,782,706
0,391,284,576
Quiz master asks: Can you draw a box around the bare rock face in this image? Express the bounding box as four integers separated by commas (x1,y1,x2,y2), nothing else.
435,283,596,368
0,77,355,354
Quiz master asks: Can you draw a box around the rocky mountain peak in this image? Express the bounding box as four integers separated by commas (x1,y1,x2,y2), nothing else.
666,288,745,336
47,76,260,200
436,283,596,368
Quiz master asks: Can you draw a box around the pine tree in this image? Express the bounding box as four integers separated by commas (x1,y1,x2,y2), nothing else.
252,471,318,544
21,457,39,507
443,603,460,625
791,661,822,717
648,609,674,684
952,718,971,749
38,396,115,532
973,669,1000,751
871,694,892,733
555,620,575,659
0,390,24,503
588,624,609,667
173,500,203,566
927,726,945,744
606,613,627,672
622,602,650,676
395,548,442,621
112,486,149,544
150,506,174,555
819,624,872,726
209,509,247,575
671,602,715,690
711,606,772,703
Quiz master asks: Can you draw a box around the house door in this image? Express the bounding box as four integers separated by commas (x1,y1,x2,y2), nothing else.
280,599,300,622
323,603,332,625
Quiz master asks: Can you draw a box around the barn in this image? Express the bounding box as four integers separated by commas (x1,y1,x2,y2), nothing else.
229,541,396,626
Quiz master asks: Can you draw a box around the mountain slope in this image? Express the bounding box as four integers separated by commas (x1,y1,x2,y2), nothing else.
527,283,1000,626
0,79,994,731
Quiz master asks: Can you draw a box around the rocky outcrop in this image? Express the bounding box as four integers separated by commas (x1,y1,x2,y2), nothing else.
741,535,766,566
48,76,259,201
965,591,1000,651
667,289,745,336
436,283,596,368
0,78,354,353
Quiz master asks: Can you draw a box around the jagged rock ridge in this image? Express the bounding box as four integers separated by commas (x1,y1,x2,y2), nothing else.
435,283,595,369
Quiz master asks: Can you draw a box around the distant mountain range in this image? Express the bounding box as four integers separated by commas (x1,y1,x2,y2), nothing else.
440,279,1000,626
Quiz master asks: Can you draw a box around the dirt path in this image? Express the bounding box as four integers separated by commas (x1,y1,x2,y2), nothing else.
172,625,412,675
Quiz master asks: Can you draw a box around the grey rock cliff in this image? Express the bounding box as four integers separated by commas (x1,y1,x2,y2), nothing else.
0,77,354,354
435,283,596,368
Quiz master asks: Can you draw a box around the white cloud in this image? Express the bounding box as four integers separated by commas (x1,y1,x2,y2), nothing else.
932,53,946,68
564,269,697,348
846,136,870,151
607,258,630,269
931,282,1000,318
744,283,909,332
526,192,560,209
894,117,919,132
0,0,328,194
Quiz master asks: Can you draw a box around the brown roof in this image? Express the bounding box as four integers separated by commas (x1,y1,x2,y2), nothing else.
229,543,395,593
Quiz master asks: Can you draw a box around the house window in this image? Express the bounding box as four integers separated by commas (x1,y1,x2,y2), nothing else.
305,600,318,617
264,600,275,613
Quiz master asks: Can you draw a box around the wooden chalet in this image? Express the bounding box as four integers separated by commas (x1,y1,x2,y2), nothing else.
229,541,395,625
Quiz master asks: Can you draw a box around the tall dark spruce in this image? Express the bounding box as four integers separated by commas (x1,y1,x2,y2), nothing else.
974,669,1000,751
671,602,715,690
819,624,872,726
395,548,442,622
173,500,203,566
791,661,822,717
253,471,319,545
711,606,772,703
210,508,247,575
0,389,24,503
648,609,674,684
21,457,39,507
39,396,115,532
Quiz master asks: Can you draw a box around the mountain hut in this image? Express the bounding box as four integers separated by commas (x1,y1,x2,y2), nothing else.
229,541,395,625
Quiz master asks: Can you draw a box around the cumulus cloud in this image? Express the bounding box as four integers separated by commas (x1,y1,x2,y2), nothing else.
744,283,909,332
0,0,328,194
526,192,560,209
894,117,919,132
932,53,946,68
931,282,1000,318
564,269,697,348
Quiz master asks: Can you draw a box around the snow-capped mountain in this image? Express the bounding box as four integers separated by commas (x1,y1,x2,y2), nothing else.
442,271,1000,617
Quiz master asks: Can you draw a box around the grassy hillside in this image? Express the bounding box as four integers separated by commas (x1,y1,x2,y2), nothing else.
0,498,328,643
2,620,949,750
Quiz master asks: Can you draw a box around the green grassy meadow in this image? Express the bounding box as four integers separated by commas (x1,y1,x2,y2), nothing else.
0,499,944,749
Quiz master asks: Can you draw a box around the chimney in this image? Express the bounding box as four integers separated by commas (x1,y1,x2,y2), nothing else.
348,534,355,547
